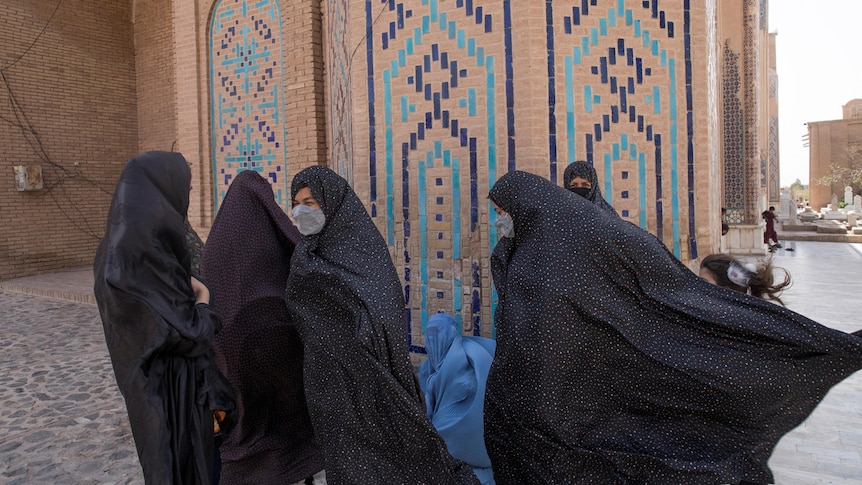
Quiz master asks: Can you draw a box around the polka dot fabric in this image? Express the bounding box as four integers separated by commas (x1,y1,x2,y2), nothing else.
285,166,479,484
201,170,325,484
485,170,862,484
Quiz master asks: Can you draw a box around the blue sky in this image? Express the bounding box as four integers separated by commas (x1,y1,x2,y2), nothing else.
769,0,862,186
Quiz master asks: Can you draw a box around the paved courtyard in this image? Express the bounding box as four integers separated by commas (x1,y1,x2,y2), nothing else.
0,240,860,484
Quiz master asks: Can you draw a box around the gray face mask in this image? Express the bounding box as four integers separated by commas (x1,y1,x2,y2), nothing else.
494,214,515,238
291,204,326,236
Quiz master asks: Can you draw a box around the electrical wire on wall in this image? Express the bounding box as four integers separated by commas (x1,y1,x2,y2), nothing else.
0,0,111,241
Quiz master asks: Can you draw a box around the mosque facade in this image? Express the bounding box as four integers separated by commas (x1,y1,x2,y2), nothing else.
0,0,778,345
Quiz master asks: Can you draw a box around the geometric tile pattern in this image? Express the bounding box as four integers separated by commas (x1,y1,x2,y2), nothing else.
209,0,289,210
548,0,697,257
365,0,515,347
722,42,745,220
326,0,355,184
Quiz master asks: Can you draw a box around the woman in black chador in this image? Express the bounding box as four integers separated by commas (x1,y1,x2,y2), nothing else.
93,151,235,484
485,170,862,485
563,160,618,216
285,166,478,485
200,170,326,484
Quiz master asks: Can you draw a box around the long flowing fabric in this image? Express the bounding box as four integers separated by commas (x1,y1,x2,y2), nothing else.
285,166,478,485
419,313,497,485
200,170,325,484
93,151,236,485
486,170,862,485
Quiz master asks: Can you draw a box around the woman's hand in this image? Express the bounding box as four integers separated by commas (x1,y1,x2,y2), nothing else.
191,276,210,305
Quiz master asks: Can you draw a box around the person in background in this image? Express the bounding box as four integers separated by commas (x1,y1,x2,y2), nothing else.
93,151,236,485
285,166,478,484
762,206,781,251
419,312,497,485
484,170,862,485
200,170,326,485
698,254,791,306
563,160,618,216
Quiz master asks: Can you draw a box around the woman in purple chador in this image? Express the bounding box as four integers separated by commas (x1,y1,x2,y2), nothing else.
201,170,325,484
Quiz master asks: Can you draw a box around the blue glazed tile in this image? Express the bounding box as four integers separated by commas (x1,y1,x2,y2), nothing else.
460,128,468,146
424,54,431,72
426,111,432,128
435,214,443,221
441,52,449,69
610,77,618,93
600,57,608,83
627,48,634,66
466,0,473,16
636,58,643,83
418,123,425,140
432,43,439,61
415,66,423,92
565,16,572,34
602,114,609,132
611,105,619,123
451,119,459,138
442,110,450,128
475,6,483,23
442,82,449,99
573,7,580,25
594,123,602,141
407,76,414,85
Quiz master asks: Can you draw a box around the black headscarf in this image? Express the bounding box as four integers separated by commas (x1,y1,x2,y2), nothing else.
485,170,862,484
563,160,618,216
200,170,324,484
93,151,236,485
285,166,478,484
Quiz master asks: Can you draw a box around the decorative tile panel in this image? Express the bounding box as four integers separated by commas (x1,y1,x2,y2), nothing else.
209,0,289,209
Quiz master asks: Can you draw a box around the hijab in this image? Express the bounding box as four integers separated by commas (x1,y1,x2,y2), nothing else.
285,166,478,484
93,151,235,484
485,170,862,484
200,170,324,483
563,160,618,216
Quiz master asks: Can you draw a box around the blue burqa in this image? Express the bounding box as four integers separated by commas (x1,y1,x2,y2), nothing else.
419,313,497,485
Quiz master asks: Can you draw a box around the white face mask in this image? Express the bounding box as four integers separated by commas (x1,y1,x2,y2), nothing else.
494,214,515,238
291,204,326,235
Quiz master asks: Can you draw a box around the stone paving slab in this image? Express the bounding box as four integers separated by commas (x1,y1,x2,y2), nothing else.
0,291,143,484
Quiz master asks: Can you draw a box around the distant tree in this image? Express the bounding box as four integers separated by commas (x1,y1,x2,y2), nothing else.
815,141,862,195
789,178,808,205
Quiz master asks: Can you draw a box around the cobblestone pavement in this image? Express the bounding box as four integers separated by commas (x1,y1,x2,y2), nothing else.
0,291,143,484
0,241,860,484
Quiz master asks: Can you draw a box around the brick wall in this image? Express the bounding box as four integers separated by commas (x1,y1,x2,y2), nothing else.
0,0,137,280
